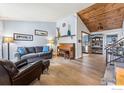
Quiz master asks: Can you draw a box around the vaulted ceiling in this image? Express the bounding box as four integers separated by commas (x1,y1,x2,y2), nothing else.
78,3,124,32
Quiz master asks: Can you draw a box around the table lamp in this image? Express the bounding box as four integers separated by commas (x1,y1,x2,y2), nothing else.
48,39,54,48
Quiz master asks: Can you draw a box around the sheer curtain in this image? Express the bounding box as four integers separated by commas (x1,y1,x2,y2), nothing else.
0,36,2,58
0,21,3,58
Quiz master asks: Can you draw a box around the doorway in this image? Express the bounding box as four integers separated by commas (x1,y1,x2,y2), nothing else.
81,31,90,54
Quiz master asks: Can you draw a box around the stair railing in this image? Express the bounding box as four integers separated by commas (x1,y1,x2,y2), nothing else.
105,37,124,50
105,37,124,65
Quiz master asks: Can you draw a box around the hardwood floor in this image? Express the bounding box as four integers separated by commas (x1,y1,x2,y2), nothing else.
32,54,106,85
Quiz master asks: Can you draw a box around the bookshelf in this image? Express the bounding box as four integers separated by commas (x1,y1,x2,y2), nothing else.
91,34,103,54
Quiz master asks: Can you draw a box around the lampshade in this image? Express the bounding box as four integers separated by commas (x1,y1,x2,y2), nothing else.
48,39,54,44
3,37,14,43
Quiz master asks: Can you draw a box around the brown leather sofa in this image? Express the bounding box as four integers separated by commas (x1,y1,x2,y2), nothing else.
0,59,44,85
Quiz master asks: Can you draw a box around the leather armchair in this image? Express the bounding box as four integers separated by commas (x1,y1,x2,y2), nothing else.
0,59,43,85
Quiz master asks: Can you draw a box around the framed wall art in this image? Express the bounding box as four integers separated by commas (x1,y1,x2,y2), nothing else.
35,29,48,36
13,33,33,41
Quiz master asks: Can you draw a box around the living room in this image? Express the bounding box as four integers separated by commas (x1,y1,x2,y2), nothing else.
0,3,124,87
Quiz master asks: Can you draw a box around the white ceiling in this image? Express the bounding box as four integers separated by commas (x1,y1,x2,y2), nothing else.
0,3,94,22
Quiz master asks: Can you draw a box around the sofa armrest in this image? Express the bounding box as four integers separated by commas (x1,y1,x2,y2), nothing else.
12,60,43,84
14,59,28,69
14,52,21,61
49,48,53,54
49,48,53,59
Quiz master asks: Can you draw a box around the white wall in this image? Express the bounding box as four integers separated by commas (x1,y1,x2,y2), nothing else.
123,21,124,31
2,20,56,60
56,15,77,43
77,15,90,58
56,14,90,59
77,15,90,34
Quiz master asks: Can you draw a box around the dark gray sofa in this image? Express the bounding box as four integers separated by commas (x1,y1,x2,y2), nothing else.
15,46,53,62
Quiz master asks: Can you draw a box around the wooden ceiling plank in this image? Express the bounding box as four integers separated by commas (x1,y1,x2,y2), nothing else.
78,3,124,32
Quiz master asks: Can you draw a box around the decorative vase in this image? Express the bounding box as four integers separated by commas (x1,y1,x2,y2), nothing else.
56,27,61,40
67,24,73,39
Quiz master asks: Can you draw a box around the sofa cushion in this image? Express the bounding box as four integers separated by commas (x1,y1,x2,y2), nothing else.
41,51,50,54
21,53,39,60
37,52,50,58
0,59,19,77
35,46,43,53
37,52,45,57
17,47,28,56
27,47,36,53
42,46,49,52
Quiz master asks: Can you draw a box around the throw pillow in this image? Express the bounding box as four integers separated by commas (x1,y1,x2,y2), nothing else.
27,47,35,53
17,47,28,56
43,46,49,52
35,46,43,53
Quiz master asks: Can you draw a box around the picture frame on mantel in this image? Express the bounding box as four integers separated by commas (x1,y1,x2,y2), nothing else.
13,33,33,41
35,29,48,36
